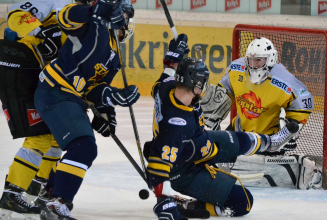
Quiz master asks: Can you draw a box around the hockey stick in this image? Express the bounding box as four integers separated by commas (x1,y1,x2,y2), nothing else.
113,30,148,185
194,45,202,61
87,102,147,182
160,0,178,40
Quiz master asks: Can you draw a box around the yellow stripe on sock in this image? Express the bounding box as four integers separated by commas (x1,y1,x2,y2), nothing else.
206,203,218,216
57,163,86,179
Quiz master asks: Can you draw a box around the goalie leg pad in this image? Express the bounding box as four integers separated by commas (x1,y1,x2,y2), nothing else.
296,155,322,190
231,155,299,188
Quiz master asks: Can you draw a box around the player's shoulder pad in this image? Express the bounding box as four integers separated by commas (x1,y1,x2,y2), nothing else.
269,63,297,95
228,58,246,73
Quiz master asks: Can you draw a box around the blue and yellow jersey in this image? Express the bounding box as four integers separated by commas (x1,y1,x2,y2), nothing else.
147,69,218,188
39,4,120,99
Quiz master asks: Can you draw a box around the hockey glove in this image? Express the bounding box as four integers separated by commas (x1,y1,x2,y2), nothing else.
36,24,62,61
92,0,125,28
99,106,117,135
164,34,190,66
92,115,111,137
104,85,140,107
154,197,188,220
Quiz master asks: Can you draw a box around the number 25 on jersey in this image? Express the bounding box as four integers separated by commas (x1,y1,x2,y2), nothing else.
162,146,178,162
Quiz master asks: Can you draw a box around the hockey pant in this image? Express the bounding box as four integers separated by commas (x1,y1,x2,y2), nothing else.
6,135,62,190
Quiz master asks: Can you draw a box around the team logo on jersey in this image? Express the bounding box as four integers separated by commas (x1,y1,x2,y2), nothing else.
299,88,310,97
236,91,268,120
270,76,292,95
257,0,271,13
191,0,206,10
27,109,43,126
168,117,187,126
230,63,245,73
89,63,109,83
18,14,37,25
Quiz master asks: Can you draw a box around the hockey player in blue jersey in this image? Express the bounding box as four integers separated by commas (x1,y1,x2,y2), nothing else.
33,0,139,219
145,34,301,220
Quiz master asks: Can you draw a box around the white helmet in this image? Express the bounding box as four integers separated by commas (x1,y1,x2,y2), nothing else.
245,37,278,84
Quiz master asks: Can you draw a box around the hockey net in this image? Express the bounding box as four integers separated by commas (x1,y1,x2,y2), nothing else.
232,24,327,189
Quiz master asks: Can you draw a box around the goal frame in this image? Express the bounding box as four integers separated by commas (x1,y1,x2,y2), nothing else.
231,24,327,189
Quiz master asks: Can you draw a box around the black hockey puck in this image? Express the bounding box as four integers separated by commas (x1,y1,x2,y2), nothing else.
139,189,150,200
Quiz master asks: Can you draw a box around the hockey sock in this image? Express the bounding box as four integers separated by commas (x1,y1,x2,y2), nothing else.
6,147,42,190
203,184,253,217
222,185,253,217
52,136,97,201
36,146,61,179
235,132,269,156
45,163,58,192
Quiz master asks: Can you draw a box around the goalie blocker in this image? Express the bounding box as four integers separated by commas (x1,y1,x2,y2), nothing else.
0,40,50,139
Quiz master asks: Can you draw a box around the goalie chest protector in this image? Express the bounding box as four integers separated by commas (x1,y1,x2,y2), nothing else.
0,40,51,139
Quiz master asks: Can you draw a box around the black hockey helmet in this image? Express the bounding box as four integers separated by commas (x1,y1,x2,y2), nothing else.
119,0,135,43
175,57,210,100
122,0,134,19
75,0,92,5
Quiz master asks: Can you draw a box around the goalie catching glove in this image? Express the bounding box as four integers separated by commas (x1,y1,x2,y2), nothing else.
200,84,232,130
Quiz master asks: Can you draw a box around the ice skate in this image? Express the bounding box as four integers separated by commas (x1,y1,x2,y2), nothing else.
40,198,75,220
0,185,40,220
24,177,48,204
268,121,300,152
174,196,210,219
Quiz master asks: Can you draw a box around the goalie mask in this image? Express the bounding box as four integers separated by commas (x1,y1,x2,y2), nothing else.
175,57,210,102
245,37,278,84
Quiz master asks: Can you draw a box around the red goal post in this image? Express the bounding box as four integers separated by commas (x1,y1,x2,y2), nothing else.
231,24,327,189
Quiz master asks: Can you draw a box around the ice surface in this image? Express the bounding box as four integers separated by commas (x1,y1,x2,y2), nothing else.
0,97,327,220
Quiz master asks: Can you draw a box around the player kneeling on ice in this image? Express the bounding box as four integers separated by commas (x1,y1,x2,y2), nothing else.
143,34,301,220
33,0,139,219
200,37,321,190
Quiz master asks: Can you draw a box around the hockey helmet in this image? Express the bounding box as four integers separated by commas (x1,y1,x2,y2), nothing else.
245,37,278,84
120,0,135,43
75,0,93,5
175,57,210,101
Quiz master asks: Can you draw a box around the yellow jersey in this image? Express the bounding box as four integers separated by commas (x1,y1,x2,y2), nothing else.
219,58,313,135
7,0,70,64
